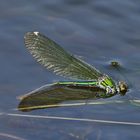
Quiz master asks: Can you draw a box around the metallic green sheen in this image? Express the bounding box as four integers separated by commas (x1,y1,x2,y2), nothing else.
104,77,116,88
56,81,98,86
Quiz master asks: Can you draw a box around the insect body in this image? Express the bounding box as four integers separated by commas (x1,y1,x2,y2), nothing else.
18,32,127,111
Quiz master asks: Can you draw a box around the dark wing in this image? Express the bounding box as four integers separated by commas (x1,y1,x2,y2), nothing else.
24,32,102,80
18,84,105,112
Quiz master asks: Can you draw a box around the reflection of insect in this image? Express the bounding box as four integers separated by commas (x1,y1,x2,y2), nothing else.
18,32,128,111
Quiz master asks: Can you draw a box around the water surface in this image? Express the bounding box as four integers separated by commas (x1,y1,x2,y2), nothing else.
1,0,140,139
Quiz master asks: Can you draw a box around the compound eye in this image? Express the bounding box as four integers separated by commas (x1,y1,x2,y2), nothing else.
119,81,128,96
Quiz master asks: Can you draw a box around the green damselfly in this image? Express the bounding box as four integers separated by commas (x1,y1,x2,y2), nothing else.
18,32,128,111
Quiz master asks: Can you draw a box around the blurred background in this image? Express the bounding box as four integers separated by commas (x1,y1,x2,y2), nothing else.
0,0,140,139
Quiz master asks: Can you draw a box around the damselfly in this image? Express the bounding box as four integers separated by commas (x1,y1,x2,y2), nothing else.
18,32,128,111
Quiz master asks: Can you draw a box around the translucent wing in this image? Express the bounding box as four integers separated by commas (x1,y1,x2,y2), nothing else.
24,32,103,80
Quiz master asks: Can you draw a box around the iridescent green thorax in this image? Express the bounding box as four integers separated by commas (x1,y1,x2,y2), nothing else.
98,74,118,95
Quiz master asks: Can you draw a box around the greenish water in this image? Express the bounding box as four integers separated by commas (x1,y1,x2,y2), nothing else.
1,0,140,139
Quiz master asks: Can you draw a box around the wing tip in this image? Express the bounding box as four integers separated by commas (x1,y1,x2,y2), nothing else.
24,31,39,39
33,31,39,36
24,31,40,47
